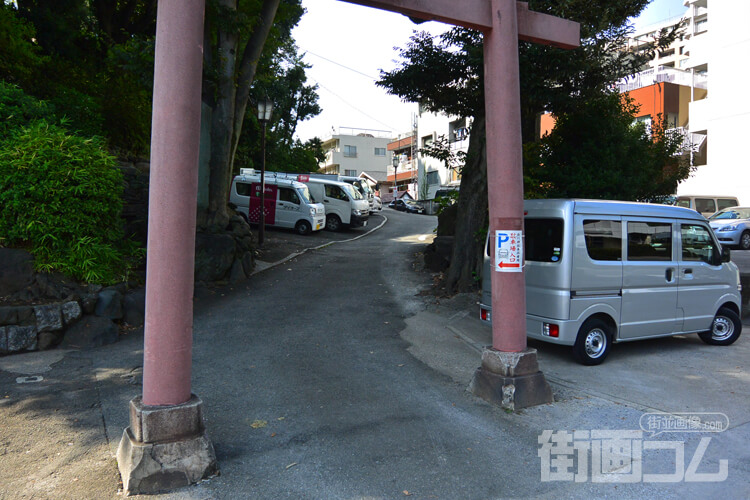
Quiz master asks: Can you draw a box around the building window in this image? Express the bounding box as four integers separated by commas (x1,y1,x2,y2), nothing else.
345,169,357,177
374,147,386,156
422,135,434,148
658,48,675,58
344,145,357,158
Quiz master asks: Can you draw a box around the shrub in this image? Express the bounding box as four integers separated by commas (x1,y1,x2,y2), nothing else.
0,81,55,137
0,121,132,284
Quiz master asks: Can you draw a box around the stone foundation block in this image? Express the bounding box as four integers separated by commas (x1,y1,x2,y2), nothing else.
469,348,553,410
117,394,218,495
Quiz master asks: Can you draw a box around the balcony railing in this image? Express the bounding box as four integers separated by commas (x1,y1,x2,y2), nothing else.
616,67,707,93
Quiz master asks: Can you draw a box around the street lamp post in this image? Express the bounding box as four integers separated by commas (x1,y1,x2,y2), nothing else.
257,99,273,246
392,154,399,201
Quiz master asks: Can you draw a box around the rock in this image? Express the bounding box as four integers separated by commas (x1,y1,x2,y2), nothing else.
424,236,454,272
436,203,458,237
95,289,123,320
7,325,37,352
34,304,63,332
0,327,6,353
229,260,246,284
16,306,35,324
194,233,236,283
62,301,82,325
0,249,35,297
238,235,254,252
123,288,146,327
241,251,254,277
38,330,64,350
0,307,18,326
60,316,119,349
82,294,98,314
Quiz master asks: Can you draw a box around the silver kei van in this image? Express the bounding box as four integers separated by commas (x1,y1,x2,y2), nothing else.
480,199,743,365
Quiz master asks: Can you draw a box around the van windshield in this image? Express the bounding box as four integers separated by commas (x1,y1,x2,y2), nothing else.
298,186,313,204
525,218,564,262
342,184,362,200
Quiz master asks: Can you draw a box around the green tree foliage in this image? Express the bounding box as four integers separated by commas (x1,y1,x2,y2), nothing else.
0,3,46,85
8,0,156,152
378,0,684,292
0,121,132,284
525,93,692,200
235,43,322,173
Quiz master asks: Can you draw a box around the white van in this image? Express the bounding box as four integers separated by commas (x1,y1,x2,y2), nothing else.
338,175,376,213
230,171,325,235
675,195,739,218
479,199,742,365
302,177,370,231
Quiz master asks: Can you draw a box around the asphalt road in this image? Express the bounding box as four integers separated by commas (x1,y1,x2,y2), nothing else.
1,209,749,499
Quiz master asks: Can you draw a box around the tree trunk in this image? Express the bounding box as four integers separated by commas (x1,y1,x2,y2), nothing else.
230,0,280,166
444,115,489,293
204,0,280,229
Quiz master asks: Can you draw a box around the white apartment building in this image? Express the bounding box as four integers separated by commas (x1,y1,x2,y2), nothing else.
677,0,750,203
414,107,470,199
318,127,392,182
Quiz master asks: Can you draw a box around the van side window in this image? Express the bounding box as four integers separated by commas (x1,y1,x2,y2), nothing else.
583,220,622,261
236,182,251,197
325,185,347,201
681,224,719,264
717,199,738,211
695,198,716,214
524,218,563,262
279,187,299,204
627,222,672,261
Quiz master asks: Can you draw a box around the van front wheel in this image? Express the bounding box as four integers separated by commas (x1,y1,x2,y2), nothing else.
699,307,742,346
295,220,312,235
325,214,342,232
572,318,612,365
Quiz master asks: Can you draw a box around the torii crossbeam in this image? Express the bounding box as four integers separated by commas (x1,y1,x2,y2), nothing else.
342,0,580,409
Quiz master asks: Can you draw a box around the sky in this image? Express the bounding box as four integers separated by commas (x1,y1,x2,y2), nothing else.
291,0,688,143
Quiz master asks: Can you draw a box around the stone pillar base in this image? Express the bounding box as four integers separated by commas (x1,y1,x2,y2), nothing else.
469,348,553,410
117,394,218,495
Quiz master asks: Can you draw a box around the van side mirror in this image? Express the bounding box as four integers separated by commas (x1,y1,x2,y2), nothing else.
721,246,731,263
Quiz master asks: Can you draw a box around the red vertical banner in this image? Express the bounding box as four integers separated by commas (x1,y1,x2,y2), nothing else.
249,183,277,225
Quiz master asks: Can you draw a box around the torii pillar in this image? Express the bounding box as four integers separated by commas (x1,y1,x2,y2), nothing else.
342,0,579,409
116,0,217,495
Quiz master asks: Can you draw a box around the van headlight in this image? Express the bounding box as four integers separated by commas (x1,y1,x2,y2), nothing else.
309,207,316,216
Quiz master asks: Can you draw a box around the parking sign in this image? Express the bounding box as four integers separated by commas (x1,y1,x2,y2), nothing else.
495,230,523,272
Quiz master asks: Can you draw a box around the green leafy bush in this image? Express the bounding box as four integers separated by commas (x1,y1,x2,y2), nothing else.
0,121,132,284
0,81,56,137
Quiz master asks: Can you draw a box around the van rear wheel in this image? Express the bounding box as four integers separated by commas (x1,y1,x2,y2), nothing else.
699,307,742,345
572,318,612,365
325,214,342,232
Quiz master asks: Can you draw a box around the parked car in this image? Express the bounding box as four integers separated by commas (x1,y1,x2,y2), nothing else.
388,199,425,214
479,199,742,365
372,195,382,211
708,207,750,250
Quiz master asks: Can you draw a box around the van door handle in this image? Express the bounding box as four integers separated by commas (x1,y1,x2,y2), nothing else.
665,268,674,282
683,268,693,275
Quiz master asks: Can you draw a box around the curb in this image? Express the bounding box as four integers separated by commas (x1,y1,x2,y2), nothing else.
250,215,389,276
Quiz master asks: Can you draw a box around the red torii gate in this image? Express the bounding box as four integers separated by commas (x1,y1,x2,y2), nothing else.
116,0,579,494
341,0,579,409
